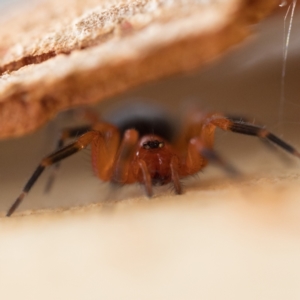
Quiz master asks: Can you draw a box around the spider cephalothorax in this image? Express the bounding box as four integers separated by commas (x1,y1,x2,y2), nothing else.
6,104,300,216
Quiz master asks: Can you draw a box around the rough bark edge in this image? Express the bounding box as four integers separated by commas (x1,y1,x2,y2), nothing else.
0,0,280,139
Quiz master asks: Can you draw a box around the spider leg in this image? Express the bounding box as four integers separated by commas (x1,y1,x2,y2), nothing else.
90,122,120,181
138,159,153,197
170,156,182,194
44,125,91,193
7,131,100,217
45,108,104,191
220,115,286,157
179,109,299,160
112,129,139,184
207,115,300,158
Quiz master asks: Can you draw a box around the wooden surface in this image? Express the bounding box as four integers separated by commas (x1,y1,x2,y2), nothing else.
0,6,300,300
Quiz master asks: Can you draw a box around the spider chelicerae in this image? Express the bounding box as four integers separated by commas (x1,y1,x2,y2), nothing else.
6,103,300,216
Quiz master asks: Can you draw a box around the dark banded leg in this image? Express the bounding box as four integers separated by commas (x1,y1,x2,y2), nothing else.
220,115,287,157
44,126,91,193
7,131,98,217
208,115,300,158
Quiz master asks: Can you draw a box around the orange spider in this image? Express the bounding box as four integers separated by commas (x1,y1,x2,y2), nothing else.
6,104,300,216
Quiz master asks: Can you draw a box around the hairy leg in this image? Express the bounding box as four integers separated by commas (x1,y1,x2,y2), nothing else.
138,159,153,197
111,129,139,184
7,131,100,217
45,125,91,193
91,122,120,181
203,114,300,158
170,156,182,194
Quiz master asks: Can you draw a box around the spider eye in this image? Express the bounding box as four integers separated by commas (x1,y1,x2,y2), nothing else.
142,140,164,149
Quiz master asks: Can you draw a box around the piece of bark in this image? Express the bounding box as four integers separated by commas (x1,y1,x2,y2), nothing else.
0,0,282,139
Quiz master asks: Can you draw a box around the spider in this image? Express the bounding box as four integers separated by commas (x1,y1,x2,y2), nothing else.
6,103,300,216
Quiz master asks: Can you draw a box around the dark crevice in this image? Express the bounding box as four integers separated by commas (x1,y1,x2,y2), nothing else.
0,27,118,76
0,51,70,75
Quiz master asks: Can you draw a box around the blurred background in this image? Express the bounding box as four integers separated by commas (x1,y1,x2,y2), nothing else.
0,0,20,8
